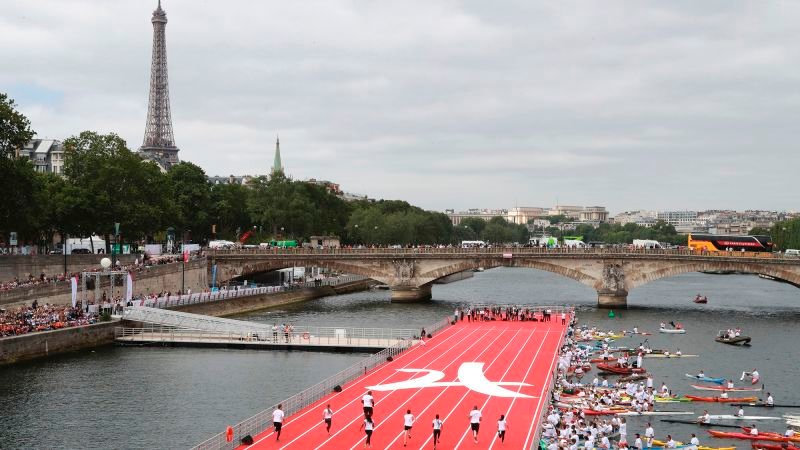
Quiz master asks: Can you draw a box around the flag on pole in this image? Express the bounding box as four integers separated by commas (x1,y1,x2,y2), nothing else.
71,276,78,308
183,250,189,263
126,272,133,301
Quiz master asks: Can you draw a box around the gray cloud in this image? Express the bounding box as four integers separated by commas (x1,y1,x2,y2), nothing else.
2,0,798,213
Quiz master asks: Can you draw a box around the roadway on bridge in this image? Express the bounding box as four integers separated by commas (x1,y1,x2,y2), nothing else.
241,318,567,450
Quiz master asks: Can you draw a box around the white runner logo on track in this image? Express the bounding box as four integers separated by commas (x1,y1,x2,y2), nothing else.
367,362,535,398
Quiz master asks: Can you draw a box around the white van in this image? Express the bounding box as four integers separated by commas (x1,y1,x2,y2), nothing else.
785,249,800,257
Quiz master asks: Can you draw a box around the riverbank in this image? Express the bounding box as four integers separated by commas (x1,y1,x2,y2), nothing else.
0,278,375,366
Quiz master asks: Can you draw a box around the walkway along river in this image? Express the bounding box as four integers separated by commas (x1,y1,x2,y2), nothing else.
0,268,798,449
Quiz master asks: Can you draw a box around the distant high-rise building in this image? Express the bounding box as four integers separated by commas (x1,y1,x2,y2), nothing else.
271,136,283,176
139,0,179,170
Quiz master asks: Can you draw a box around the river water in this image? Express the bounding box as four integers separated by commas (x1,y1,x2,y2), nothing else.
1,268,798,449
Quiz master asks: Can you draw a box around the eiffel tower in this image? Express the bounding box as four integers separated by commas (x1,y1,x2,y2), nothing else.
139,0,179,170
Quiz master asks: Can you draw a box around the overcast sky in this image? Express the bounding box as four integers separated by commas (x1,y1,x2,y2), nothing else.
2,1,799,214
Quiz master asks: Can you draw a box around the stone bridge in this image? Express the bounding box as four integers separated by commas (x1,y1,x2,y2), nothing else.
208,248,800,307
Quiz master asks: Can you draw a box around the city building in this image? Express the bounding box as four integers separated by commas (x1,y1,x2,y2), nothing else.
579,206,609,222
446,209,508,226
507,207,547,225
657,210,699,227
138,1,180,171
207,175,254,185
547,205,585,219
16,139,65,175
611,210,658,227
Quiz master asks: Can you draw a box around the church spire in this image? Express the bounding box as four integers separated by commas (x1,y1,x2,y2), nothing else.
271,135,283,176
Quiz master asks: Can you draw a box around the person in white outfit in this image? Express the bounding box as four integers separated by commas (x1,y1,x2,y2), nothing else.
497,414,508,444
469,406,482,443
403,409,415,446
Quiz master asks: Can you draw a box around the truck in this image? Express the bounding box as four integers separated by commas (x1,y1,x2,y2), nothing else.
632,239,663,249
65,236,106,255
563,239,586,248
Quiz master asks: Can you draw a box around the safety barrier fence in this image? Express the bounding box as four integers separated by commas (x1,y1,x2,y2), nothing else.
132,275,364,310
190,319,453,450
115,324,419,347
530,314,572,450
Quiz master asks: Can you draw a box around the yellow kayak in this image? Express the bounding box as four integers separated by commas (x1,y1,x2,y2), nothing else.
652,439,734,450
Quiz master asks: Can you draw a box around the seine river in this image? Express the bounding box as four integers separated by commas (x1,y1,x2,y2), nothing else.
1,269,798,449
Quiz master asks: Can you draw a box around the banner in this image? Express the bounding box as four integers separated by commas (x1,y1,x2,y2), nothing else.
126,272,133,301
183,250,189,263
211,264,217,288
71,276,78,308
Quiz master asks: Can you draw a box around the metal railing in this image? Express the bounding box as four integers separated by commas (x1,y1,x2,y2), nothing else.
209,246,799,260
531,318,573,450
115,324,419,347
191,327,430,450
130,275,364,310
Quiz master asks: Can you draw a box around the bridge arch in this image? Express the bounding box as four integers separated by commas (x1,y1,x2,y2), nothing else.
627,261,800,290
419,259,601,291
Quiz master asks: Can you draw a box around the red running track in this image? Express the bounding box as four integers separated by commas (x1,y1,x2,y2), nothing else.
241,318,568,450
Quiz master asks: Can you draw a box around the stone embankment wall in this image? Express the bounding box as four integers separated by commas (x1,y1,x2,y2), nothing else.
0,319,140,365
0,279,374,365
0,260,208,308
0,254,137,281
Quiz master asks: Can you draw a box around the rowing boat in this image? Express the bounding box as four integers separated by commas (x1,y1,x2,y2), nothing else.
660,419,741,429
660,328,687,334
652,439,736,450
645,354,699,358
598,363,646,374
729,403,800,408
617,411,696,416
687,374,726,384
685,395,759,403
692,384,762,392
707,415,782,420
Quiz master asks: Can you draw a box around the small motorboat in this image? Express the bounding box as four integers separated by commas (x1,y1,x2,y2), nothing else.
660,327,687,334
715,331,751,345
694,295,709,304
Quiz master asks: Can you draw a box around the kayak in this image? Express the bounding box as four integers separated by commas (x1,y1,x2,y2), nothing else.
685,395,759,403
646,354,699,358
598,363,646,374
616,411,696,416
707,430,788,442
660,328,687,334
653,438,736,450
655,396,693,403
707,415,782,420
751,444,800,450
686,374,727,384
619,373,650,382
741,428,800,443
660,419,741,429
729,402,800,408
692,384,762,392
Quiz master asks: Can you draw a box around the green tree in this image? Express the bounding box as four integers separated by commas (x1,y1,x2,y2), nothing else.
167,162,213,241
0,93,34,159
460,217,487,236
63,131,172,248
0,158,40,241
210,183,252,239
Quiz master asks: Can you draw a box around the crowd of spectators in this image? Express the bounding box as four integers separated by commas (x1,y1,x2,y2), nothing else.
0,300,98,337
0,253,204,293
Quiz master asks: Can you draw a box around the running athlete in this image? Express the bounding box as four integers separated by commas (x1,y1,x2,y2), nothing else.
403,409,414,446
322,404,333,435
432,414,443,449
362,390,375,417
359,416,376,448
469,405,482,443
497,414,508,444
272,404,285,442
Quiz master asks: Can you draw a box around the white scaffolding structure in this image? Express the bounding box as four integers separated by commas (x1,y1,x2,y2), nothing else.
122,306,274,334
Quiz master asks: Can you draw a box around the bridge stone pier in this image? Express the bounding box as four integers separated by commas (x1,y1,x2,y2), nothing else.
209,248,800,307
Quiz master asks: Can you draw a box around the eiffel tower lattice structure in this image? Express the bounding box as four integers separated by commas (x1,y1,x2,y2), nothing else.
139,0,179,170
